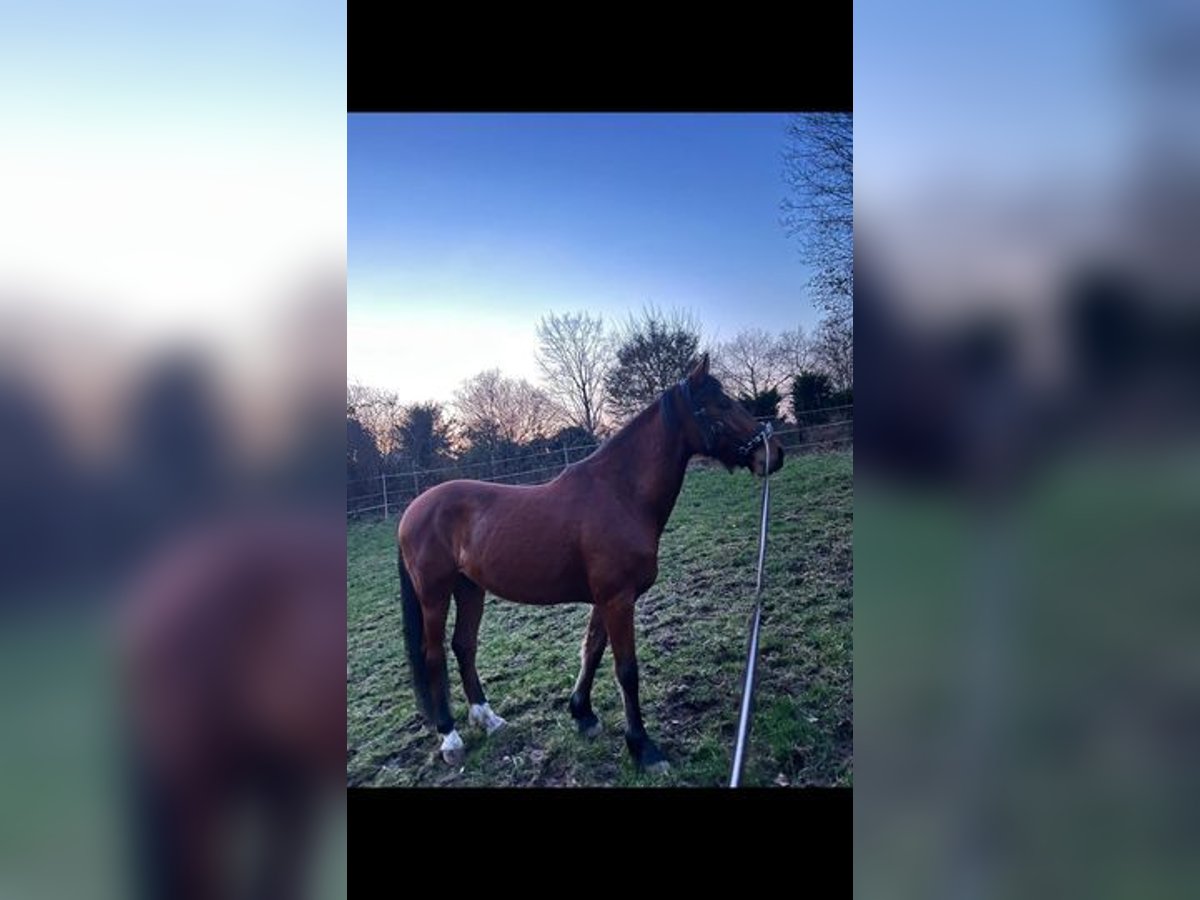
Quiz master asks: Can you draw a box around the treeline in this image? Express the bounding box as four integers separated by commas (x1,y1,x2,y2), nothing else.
348,306,852,490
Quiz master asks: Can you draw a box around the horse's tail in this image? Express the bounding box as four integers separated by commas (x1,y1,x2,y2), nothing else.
399,550,445,723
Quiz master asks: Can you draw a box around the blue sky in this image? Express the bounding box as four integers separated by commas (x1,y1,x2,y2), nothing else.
854,0,1127,203
348,113,820,404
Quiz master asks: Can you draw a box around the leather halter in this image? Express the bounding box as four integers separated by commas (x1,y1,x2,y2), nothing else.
677,378,773,463
736,419,774,461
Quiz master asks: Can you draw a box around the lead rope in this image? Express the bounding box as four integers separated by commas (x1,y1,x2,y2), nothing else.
730,466,771,787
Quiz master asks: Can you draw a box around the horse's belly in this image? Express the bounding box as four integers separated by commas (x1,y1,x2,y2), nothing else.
461,530,589,606
468,565,590,606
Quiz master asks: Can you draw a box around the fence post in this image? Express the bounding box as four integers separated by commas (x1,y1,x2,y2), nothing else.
381,472,389,519
412,460,419,497
562,445,570,469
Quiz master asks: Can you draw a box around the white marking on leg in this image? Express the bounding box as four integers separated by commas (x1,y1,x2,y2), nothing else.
440,728,464,765
469,702,507,735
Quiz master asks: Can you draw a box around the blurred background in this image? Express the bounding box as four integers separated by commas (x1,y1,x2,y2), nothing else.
5,0,1200,894
0,2,346,898
856,0,1200,896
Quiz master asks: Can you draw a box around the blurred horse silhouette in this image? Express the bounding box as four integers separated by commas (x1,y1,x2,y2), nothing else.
120,514,344,900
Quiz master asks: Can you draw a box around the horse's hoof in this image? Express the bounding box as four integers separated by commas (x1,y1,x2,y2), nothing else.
439,729,464,766
574,708,603,738
630,737,669,773
469,703,507,735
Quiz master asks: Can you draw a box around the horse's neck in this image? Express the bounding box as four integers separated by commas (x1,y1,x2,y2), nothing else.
593,399,692,533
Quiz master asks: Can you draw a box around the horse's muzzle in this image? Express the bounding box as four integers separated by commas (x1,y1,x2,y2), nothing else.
750,438,785,477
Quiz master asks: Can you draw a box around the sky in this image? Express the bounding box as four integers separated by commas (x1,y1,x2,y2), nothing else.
854,0,1130,206
348,113,821,405
853,0,1187,324
0,2,345,343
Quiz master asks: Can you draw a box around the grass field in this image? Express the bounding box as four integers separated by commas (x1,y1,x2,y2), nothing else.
347,450,853,787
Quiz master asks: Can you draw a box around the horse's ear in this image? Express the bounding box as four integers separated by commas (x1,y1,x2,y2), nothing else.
687,353,710,387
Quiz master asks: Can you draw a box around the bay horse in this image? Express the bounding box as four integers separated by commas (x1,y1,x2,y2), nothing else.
398,354,785,772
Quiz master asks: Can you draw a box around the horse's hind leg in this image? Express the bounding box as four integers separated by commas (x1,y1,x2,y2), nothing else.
452,576,506,735
418,582,464,765
569,606,607,738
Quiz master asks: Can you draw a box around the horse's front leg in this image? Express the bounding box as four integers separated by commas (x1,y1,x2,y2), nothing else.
600,594,669,773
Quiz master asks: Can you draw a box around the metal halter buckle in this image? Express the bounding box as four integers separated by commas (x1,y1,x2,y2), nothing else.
737,421,773,460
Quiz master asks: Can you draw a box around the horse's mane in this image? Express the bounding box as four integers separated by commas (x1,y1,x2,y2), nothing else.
594,384,680,457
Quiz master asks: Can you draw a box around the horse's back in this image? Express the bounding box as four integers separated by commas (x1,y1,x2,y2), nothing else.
399,478,528,544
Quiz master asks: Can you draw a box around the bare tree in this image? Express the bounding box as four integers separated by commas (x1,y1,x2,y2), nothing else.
605,305,703,422
782,113,853,330
346,382,404,455
535,311,611,438
453,369,559,449
713,327,794,401
811,316,854,392
776,325,811,379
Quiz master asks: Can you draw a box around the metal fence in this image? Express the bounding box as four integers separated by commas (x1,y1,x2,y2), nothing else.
347,406,853,520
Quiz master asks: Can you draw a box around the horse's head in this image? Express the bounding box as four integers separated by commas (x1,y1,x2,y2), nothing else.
676,354,785,477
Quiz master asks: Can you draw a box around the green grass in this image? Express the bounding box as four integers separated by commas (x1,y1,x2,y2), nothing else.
347,451,853,787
